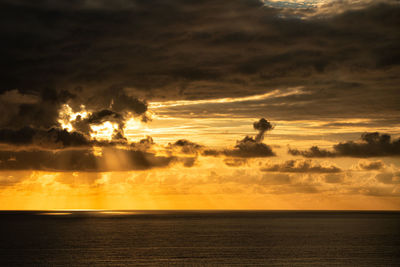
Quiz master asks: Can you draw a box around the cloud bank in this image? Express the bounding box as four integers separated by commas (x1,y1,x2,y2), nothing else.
289,132,400,158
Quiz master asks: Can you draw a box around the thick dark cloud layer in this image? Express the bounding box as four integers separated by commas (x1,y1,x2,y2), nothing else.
0,0,399,122
289,132,400,158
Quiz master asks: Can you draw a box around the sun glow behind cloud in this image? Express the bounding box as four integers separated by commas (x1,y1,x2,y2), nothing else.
58,104,89,132
90,121,119,140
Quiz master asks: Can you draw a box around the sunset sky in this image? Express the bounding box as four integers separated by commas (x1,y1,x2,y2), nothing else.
0,0,399,210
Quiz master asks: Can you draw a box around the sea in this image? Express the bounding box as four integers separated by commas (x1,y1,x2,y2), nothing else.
0,210,399,266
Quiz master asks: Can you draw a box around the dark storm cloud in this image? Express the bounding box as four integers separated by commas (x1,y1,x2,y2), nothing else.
261,159,342,173
0,148,174,171
289,132,400,158
0,0,399,123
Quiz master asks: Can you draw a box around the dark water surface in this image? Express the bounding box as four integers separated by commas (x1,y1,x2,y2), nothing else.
0,210,399,266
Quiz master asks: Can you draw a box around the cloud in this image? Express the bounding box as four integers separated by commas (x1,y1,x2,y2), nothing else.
181,157,197,167
261,173,292,185
223,158,247,167
226,136,275,158
204,135,275,158
261,159,342,173
288,146,336,157
357,160,385,170
334,133,400,157
375,172,400,184
168,139,203,155
324,173,344,184
253,118,273,142
289,132,400,158
166,135,275,159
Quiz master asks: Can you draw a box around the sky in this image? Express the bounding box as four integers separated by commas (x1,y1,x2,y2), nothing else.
0,0,399,210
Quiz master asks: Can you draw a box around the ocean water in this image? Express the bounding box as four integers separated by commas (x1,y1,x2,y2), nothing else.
0,211,399,266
